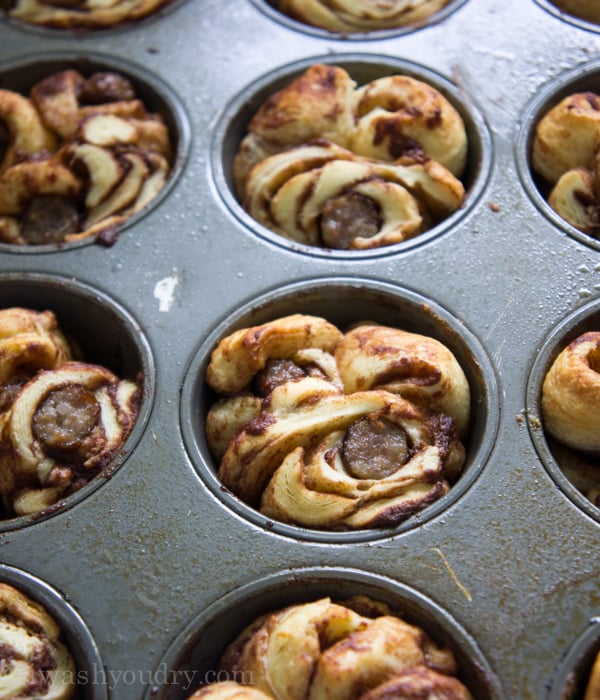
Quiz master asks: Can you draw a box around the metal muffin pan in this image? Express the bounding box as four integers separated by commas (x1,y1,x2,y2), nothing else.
1,1,600,699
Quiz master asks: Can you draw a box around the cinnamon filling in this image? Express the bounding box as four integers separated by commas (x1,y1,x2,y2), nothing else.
320,192,381,249
342,414,409,479
33,385,100,459
79,72,136,105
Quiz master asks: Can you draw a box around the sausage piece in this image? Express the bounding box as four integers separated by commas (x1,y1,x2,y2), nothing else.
21,195,81,245
320,192,381,249
253,359,306,397
342,414,409,479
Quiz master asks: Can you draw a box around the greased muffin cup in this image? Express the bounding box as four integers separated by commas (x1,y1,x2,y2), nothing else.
0,563,108,700
181,276,499,542
144,567,506,700
1,2,600,699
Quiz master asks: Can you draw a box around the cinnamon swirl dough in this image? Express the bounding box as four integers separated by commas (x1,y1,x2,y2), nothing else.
188,684,274,700
532,92,600,236
0,69,172,246
234,64,467,250
541,332,600,455
0,362,141,516
205,314,469,530
210,597,472,700
274,0,452,33
0,582,76,700
5,0,173,29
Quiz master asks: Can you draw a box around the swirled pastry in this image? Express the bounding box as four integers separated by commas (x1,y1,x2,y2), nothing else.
585,649,600,700
215,597,472,700
244,140,463,249
0,582,76,700
0,308,73,412
5,0,173,29
335,323,470,437
275,0,452,32
0,361,141,516
188,684,274,700
550,0,600,23
542,332,600,454
206,314,469,529
234,64,467,249
0,70,172,246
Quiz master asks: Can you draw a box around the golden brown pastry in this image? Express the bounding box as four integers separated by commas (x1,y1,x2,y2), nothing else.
188,684,274,700
243,140,463,250
275,0,452,32
585,649,600,700
205,314,469,530
542,332,600,455
0,582,76,700
335,323,470,437
0,308,73,413
215,597,473,700
5,0,173,29
0,70,172,246
550,0,600,23
234,64,467,250
532,93,600,185
0,361,141,516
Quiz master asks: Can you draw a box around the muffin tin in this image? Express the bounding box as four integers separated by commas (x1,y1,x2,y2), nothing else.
1,1,600,699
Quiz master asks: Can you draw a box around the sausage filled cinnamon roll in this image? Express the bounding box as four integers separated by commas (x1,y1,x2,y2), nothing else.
541,332,600,455
532,92,600,237
234,64,466,250
194,597,473,700
273,0,453,33
0,69,172,246
0,582,76,700
205,315,469,530
0,307,142,518
5,0,174,29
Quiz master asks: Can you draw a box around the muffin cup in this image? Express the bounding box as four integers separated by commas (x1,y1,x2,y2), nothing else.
248,0,470,41
0,50,191,254
515,58,600,251
180,276,499,543
0,271,154,531
144,566,506,700
0,563,108,700
210,52,492,260
526,297,600,523
547,617,600,699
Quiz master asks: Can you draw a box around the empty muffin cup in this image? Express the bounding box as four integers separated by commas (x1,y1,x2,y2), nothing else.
0,50,190,252
526,297,600,523
180,276,499,543
516,58,600,250
144,566,506,700
0,562,107,700
248,0,469,40
211,53,492,259
0,272,154,530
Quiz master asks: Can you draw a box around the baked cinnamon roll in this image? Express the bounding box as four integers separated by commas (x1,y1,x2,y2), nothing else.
275,0,452,32
215,597,473,700
549,0,600,23
5,0,173,29
206,314,469,529
188,684,273,700
335,323,470,437
0,70,172,246
542,332,600,454
234,64,467,250
243,140,463,250
0,582,76,700
585,649,600,700
0,361,141,516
